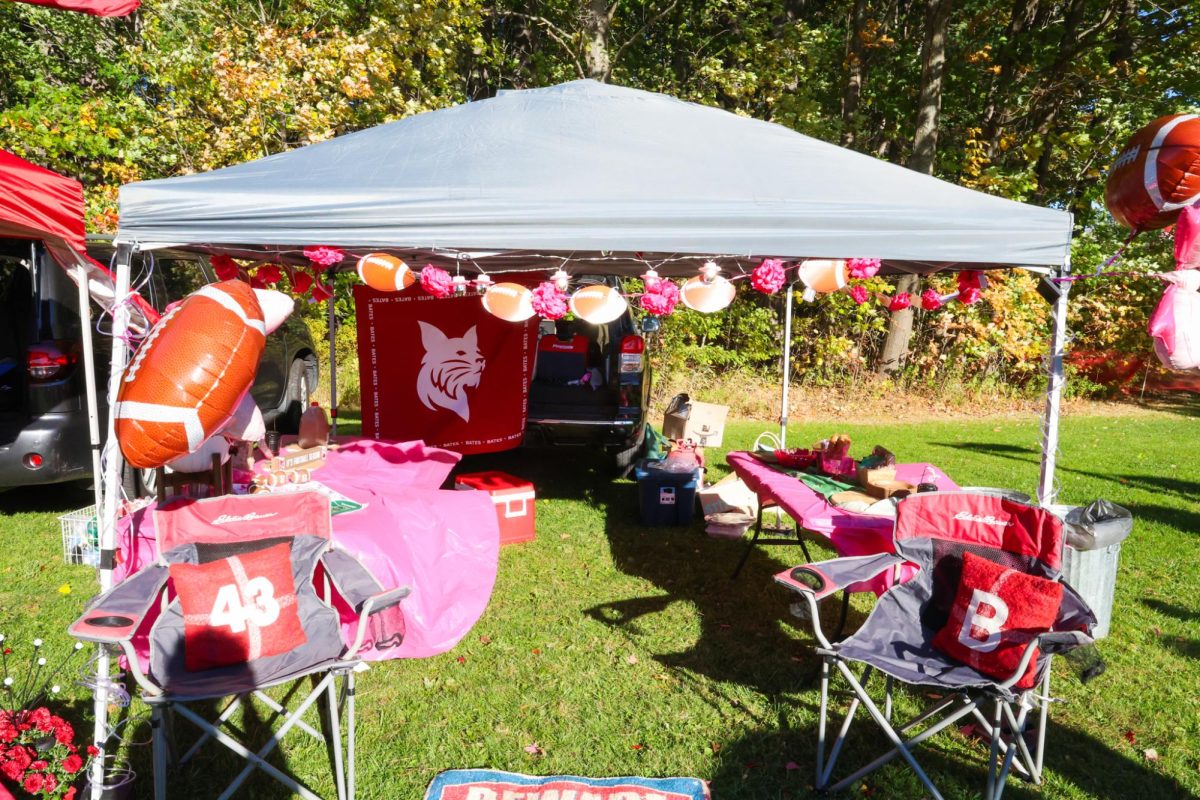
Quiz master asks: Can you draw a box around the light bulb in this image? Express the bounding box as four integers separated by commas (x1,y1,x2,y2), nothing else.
700,261,720,284
451,275,468,295
551,269,570,291
642,269,660,288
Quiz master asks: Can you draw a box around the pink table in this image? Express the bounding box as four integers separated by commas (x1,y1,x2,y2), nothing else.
114,439,500,661
726,451,959,595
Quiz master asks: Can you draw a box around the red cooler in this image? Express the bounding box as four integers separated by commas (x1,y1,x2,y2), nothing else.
454,471,536,545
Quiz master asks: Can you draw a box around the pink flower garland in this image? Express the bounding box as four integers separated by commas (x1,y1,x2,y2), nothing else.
848,284,869,305
531,281,569,320
848,257,881,279
640,279,680,316
920,288,943,310
420,265,453,298
211,254,240,281
751,258,787,294
888,292,911,312
303,246,345,268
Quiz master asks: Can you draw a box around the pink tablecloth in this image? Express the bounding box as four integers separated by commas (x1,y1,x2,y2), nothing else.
726,451,959,594
114,439,500,660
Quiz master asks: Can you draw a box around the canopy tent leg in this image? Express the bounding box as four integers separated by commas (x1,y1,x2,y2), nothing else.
780,283,794,448
91,241,135,800
327,277,338,437
74,265,104,543
1037,260,1070,505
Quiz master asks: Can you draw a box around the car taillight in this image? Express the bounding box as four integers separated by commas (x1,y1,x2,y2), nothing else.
26,342,75,381
619,335,645,374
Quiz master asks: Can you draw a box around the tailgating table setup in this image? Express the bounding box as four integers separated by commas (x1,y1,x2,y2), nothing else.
725,450,958,592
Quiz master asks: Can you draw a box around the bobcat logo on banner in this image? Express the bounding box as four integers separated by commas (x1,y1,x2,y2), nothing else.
355,285,537,454
416,323,485,422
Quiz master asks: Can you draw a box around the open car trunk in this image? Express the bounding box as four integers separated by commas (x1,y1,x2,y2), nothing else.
528,318,622,422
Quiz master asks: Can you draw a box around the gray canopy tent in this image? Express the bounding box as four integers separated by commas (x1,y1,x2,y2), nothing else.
95,80,1073,793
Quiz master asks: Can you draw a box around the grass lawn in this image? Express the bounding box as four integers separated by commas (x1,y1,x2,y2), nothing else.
1,407,1198,799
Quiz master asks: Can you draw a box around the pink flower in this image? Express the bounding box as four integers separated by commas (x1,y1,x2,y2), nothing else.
888,292,911,312
957,270,982,292
848,284,869,305
255,264,282,285
62,754,83,775
920,288,943,311
750,258,787,294
639,279,680,316
959,286,981,305
302,246,345,267
419,265,453,298
23,773,44,794
531,281,569,320
210,254,240,282
848,257,881,279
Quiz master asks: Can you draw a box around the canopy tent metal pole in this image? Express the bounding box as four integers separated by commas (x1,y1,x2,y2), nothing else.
1037,257,1071,504
780,283,795,448
91,240,135,800
74,264,104,536
327,273,338,437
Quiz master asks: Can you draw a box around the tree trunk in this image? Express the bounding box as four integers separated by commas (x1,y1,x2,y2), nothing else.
877,0,952,375
840,0,868,148
584,0,612,80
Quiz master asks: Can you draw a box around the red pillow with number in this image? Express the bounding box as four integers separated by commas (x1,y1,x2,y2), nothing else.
169,542,308,672
932,551,1063,690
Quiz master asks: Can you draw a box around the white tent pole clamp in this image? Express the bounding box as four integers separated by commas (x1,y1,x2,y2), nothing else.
91,240,135,800
1037,253,1071,505
780,282,794,449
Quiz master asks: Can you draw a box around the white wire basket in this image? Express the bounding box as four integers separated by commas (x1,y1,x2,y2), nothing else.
60,504,100,567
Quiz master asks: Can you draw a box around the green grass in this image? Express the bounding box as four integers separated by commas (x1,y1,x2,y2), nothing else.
2,407,1198,799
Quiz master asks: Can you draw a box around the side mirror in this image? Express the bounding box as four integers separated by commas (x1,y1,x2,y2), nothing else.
640,316,662,334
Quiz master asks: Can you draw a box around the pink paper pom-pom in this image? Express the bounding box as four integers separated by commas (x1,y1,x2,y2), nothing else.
888,292,911,312
303,246,345,268
920,288,943,311
751,258,787,294
959,286,982,305
640,279,680,316
532,281,569,320
211,254,240,281
848,284,869,305
255,264,282,285
848,257,881,279
420,265,453,298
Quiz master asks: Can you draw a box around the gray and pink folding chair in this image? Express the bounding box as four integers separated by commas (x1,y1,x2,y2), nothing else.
71,491,409,800
776,491,1098,800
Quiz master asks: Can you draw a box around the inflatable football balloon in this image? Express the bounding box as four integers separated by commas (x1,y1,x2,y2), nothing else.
482,282,536,322
115,280,266,469
357,253,416,292
798,259,848,302
220,391,266,442
1105,114,1200,231
253,288,295,335
570,285,628,324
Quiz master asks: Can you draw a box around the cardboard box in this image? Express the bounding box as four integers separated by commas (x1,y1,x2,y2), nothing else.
698,472,759,518
455,471,536,545
662,397,729,447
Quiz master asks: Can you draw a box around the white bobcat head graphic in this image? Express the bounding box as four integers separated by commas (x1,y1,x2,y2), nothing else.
416,322,485,422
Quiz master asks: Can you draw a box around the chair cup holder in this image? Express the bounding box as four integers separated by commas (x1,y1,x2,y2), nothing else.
86,615,135,628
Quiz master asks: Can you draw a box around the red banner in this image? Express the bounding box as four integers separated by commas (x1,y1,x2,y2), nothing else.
355,286,536,454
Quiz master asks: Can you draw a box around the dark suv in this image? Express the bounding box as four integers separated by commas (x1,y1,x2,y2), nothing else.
524,276,656,467
0,238,318,490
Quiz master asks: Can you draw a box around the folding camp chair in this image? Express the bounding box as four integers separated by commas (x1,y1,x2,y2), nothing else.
776,491,1097,800
71,491,409,800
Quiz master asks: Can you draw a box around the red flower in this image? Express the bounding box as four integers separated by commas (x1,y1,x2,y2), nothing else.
29,709,51,732
920,289,943,311
64,787,77,800
290,270,314,295
311,283,334,303
30,760,48,771
957,270,982,292
255,264,282,285
848,284,869,305
848,257,881,279
959,286,981,305
23,773,44,794
86,746,99,757
249,272,267,289
62,754,83,775
888,292,911,312
43,772,57,792
53,721,74,746
750,258,787,294
2,759,24,782
210,254,241,282
302,246,345,267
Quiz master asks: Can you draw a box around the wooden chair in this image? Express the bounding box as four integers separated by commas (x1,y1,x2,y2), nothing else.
155,453,232,503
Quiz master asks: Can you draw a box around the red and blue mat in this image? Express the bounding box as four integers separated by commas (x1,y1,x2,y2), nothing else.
424,770,710,799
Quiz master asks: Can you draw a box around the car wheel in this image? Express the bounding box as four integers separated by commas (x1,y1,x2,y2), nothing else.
280,358,311,434
121,461,157,499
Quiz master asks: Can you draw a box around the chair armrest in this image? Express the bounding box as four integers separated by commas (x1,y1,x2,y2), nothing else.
774,553,906,601
70,565,169,645
999,630,1096,691
361,586,411,617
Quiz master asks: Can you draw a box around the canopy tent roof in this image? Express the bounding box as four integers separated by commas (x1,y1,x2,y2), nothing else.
1,150,156,326
116,81,1072,278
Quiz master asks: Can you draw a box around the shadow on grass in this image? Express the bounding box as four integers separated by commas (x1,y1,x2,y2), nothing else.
1125,503,1200,534
1142,598,1200,624
707,697,1199,800
0,480,92,514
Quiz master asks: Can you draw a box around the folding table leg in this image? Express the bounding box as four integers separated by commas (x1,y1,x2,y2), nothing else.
730,506,764,578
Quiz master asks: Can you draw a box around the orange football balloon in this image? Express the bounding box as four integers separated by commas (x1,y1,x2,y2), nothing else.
680,275,735,313
798,259,848,295
1105,114,1200,231
569,285,629,324
482,282,536,322
356,253,416,292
